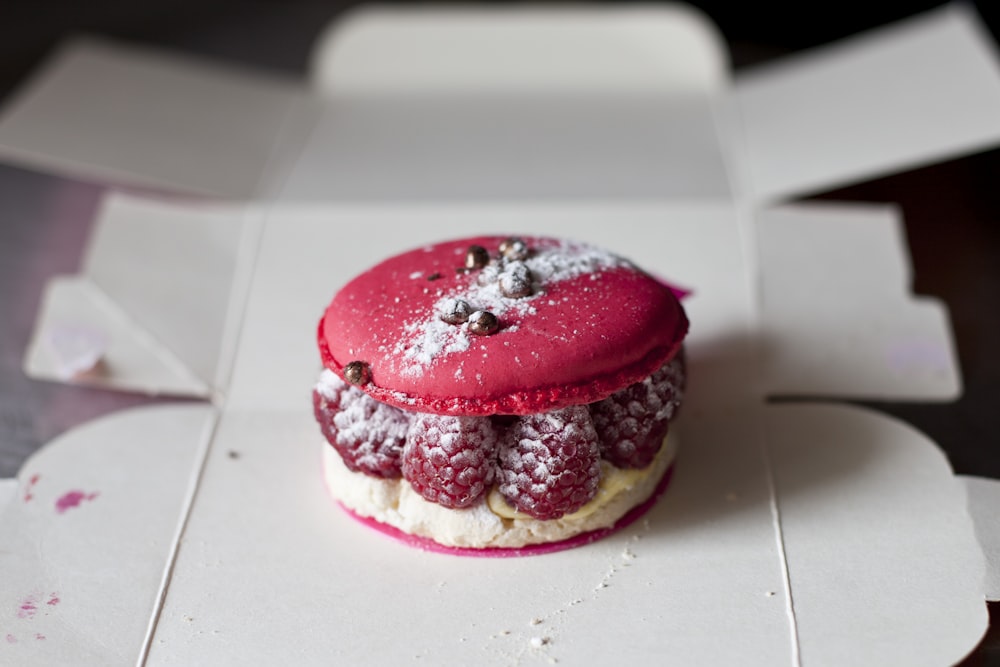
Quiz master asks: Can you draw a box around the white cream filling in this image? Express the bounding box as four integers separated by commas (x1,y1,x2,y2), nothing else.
322,433,677,549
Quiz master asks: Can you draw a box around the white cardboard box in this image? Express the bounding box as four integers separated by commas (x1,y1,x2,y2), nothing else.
0,5,998,665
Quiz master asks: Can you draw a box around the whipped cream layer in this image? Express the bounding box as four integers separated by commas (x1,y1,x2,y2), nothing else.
322,433,678,550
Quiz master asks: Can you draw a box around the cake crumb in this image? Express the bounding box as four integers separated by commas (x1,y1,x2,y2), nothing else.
530,618,543,626
766,591,776,597
530,636,550,649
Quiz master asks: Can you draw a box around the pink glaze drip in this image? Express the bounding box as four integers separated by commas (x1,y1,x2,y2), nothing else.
339,465,674,557
6,634,15,644
46,595,59,607
55,490,99,514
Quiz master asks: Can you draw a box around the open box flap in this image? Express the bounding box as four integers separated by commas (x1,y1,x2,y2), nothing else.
756,201,960,400
734,4,1000,204
285,4,734,203
0,6,997,204
309,4,728,95
0,37,316,199
22,194,260,398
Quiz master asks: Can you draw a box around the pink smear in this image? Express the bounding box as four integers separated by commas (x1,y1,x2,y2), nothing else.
55,490,99,514
6,634,15,644
340,465,675,558
23,474,40,503
654,276,692,301
17,595,38,619
46,595,60,607
35,634,45,641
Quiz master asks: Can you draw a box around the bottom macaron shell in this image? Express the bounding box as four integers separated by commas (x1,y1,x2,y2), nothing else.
335,464,675,558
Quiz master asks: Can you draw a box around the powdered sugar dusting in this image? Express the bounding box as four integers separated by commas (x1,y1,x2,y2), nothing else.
315,370,410,477
395,240,631,376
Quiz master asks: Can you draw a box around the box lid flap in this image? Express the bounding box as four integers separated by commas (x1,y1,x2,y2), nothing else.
734,4,1000,203
0,37,311,199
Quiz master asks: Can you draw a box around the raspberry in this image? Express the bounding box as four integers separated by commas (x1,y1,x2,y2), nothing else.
313,371,409,478
497,406,601,520
590,354,685,468
402,414,500,509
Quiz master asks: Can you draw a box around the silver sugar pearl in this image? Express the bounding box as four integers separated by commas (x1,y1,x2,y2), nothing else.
468,310,499,336
440,298,474,325
498,261,533,298
343,360,371,386
465,245,490,269
499,237,530,261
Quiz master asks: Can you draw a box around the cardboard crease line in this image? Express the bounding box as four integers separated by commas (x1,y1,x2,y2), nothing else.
762,432,803,667
136,410,219,666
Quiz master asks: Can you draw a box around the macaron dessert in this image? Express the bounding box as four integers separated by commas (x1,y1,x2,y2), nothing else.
313,235,688,555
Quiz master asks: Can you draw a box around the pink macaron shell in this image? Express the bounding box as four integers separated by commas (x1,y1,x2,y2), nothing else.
320,236,688,416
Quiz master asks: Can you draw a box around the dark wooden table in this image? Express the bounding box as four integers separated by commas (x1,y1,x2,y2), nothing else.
0,2,996,664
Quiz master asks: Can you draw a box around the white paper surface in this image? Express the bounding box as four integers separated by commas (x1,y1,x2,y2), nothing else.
0,404,216,665
767,403,987,666
757,202,961,400
0,38,313,199
735,4,1000,202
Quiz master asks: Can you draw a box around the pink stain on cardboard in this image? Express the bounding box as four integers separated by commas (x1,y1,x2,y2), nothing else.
17,596,37,619
5,634,47,643
22,473,40,503
9,593,58,645
55,490,99,514
16,593,57,620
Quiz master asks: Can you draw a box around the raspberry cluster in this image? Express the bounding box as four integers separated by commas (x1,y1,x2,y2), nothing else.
314,355,684,519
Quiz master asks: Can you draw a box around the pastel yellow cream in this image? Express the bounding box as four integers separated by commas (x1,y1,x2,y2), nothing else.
487,448,663,521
